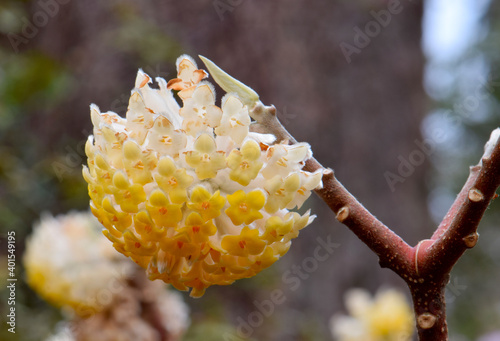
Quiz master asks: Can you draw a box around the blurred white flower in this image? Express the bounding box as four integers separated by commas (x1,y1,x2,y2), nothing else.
24,211,133,317
330,288,414,341
44,282,190,341
45,323,74,341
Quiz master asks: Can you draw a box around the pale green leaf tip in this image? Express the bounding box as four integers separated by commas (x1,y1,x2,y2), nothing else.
199,55,260,107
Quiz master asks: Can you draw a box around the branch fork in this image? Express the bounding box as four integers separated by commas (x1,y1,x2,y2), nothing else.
251,103,500,341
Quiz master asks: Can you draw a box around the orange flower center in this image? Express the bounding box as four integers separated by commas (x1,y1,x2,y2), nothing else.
239,203,248,212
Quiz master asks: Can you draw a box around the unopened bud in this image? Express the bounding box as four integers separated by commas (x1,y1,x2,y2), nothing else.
336,206,349,222
468,188,484,203
417,313,437,329
463,232,479,248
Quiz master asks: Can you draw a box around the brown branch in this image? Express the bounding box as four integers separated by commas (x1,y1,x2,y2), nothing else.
426,151,500,275
251,103,413,275
409,130,500,340
251,103,500,341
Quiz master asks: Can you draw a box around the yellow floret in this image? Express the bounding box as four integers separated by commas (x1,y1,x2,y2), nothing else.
227,139,263,186
225,190,265,225
187,186,226,221
221,226,266,257
185,134,226,179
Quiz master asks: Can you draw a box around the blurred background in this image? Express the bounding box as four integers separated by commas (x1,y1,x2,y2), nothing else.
0,0,499,340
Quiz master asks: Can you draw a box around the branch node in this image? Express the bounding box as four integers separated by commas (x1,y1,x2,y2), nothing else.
463,232,479,248
323,168,334,177
322,168,334,182
468,188,484,203
414,239,433,277
417,313,437,329
267,105,277,116
336,206,349,223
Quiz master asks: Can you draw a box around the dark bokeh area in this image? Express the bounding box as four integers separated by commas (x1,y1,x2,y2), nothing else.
1,0,499,340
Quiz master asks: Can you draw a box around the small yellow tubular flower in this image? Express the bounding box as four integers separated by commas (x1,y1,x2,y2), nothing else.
286,170,323,209
184,134,226,179
113,185,147,214
125,91,155,145
84,55,323,297
122,139,156,185
180,212,217,243
227,139,263,186
160,233,203,259
187,186,226,221
147,115,187,157
261,216,294,243
264,173,301,213
134,211,164,242
179,83,222,136
147,189,183,228
155,157,193,204
123,229,157,257
221,226,266,257
225,190,265,225
330,288,415,341
262,143,311,179
282,211,312,243
215,95,251,145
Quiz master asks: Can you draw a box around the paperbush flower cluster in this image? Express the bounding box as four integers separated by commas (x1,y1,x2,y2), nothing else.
83,55,322,297
23,211,133,315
